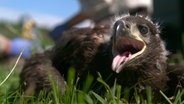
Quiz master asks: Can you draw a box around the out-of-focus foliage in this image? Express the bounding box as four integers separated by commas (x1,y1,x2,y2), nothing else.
0,17,54,47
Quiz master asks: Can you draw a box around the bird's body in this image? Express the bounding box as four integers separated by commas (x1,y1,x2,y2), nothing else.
20,26,116,96
20,15,184,101
52,26,114,80
20,50,66,96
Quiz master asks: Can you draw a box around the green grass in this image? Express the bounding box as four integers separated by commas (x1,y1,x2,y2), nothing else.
0,57,184,104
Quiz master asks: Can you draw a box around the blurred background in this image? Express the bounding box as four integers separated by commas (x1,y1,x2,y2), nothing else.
0,0,80,29
153,0,184,59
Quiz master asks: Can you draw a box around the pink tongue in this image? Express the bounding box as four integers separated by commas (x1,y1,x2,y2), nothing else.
112,52,132,73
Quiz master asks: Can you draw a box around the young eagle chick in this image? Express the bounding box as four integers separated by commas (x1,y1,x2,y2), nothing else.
111,15,169,97
20,15,184,101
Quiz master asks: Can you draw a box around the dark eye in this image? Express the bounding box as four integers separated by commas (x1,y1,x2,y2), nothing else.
138,25,149,35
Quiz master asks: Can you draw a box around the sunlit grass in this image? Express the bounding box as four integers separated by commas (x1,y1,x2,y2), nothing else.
1,62,184,104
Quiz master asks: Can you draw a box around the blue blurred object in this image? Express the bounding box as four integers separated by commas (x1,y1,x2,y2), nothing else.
9,38,33,58
50,24,69,41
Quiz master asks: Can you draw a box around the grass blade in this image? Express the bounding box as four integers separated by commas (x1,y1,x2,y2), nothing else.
0,50,23,86
146,87,152,104
90,91,106,104
160,90,173,104
174,89,184,104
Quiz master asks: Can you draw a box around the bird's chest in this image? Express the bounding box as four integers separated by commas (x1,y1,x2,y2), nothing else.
116,69,140,88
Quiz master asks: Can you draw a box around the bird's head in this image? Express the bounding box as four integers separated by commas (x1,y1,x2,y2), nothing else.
111,15,168,73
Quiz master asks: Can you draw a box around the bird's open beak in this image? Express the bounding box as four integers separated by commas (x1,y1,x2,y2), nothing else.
112,20,146,73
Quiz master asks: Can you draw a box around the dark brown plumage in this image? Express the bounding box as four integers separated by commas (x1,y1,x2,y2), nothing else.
20,15,184,101
52,26,114,82
20,50,66,96
20,25,115,97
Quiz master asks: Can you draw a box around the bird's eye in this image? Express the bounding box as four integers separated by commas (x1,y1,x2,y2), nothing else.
138,25,149,35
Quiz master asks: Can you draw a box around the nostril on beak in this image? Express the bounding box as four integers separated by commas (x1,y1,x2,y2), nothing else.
125,24,130,29
113,20,128,37
114,20,125,31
